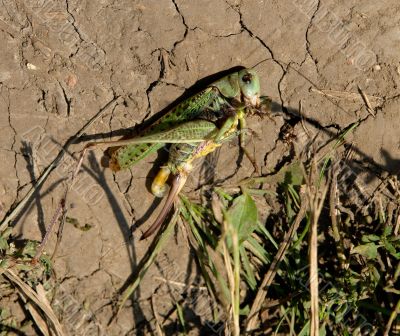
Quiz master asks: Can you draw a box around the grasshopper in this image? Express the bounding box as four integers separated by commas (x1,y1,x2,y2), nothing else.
80,68,270,239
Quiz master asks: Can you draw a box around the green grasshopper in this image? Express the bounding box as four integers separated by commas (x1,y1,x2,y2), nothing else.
82,68,270,239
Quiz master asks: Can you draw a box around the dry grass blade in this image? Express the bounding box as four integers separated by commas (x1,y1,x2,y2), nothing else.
358,85,376,117
246,186,308,332
315,121,359,165
309,213,319,336
329,163,348,270
384,297,400,336
307,160,329,336
221,216,240,336
153,276,207,291
27,284,58,336
4,269,65,336
25,302,51,336
310,87,383,106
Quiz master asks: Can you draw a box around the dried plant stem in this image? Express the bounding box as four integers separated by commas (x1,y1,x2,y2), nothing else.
32,199,65,263
307,161,328,336
221,217,240,336
384,297,400,336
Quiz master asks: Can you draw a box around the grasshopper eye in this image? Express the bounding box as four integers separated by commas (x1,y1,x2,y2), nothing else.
242,73,252,83
238,69,260,106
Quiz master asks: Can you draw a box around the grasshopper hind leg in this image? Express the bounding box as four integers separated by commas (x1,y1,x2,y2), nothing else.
141,173,187,240
151,166,171,198
150,141,194,198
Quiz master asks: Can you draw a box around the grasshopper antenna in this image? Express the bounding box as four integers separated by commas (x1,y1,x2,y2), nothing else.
250,58,272,69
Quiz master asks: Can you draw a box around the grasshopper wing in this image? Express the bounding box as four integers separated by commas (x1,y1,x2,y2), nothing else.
109,87,219,170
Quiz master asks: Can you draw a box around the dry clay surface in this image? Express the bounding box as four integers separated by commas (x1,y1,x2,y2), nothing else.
0,0,399,334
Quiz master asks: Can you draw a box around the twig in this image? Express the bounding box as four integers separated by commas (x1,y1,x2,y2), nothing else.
329,163,348,269
357,85,376,117
32,199,65,263
153,276,208,291
51,146,89,260
310,87,383,105
115,209,180,317
383,297,400,336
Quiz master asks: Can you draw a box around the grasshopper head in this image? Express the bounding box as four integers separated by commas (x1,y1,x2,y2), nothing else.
238,69,260,108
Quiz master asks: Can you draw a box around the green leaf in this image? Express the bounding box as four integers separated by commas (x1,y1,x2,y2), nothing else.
383,225,393,237
40,254,53,274
383,240,399,259
240,245,256,290
256,221,278,249
21,240,39,258
351,243,378,259
227,193,258,244
1,227,12,240
361,234,380,243
245,236,270,264
284,162,304,187
370,265,381,285
176,302,187,334
0,237,9,251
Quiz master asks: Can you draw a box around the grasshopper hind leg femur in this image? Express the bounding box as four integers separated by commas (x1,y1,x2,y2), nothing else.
151,166,171,198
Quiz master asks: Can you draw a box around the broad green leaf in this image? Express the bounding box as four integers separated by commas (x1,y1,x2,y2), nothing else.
383,239,399,259
227,193,258,243
284,162,304,187
383,225,393,237
361,234,380,243
351,243,378,260
370,265,381,285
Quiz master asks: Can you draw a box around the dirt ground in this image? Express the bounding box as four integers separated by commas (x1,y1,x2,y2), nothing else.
0,0,399,335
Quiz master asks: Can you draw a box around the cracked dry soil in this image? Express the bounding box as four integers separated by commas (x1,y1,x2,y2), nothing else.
0,0,399,335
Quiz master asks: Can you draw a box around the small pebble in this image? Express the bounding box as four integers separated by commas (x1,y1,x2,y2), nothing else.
66,74,77,88
26,63,37,70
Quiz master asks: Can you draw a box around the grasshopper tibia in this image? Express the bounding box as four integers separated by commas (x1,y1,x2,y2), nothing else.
140,173,187,240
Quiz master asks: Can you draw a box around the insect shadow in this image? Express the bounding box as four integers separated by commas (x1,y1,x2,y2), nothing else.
14,141,70,237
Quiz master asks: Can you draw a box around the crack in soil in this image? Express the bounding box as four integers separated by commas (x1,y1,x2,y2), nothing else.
302,0,321,69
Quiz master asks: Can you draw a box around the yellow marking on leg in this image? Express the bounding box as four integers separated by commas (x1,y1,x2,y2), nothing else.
151,166,171,197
